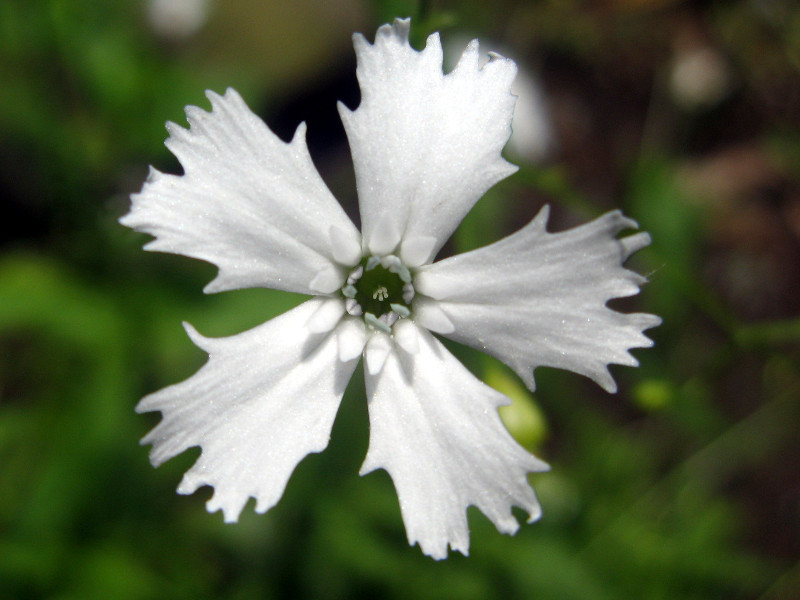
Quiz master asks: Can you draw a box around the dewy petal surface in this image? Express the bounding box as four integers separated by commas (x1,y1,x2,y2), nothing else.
121,88,360,295
415,207,662,393
137,299,358,522
361,326,548,560
340,18,518,256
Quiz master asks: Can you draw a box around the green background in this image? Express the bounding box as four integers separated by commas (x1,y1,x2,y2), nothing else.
1,0,798,598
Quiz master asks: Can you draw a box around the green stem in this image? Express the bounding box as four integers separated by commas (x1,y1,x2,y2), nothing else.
735,317,800,348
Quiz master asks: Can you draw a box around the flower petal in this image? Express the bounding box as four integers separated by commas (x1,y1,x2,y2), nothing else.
137,299,359,522
361,326,547,559
415,207,661,393
120,88,360,295
340,18,518,258
364,333,392,375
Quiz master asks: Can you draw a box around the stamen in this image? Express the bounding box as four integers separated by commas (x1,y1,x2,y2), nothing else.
345,298,362,316
341,255,417,333
380,311,399,328
396,264,412,283
381,255,401,270
364,312,391,334
373,286,389,301
346,266,363,285
390,303,410,318
402,283,415,304
382,256,412,282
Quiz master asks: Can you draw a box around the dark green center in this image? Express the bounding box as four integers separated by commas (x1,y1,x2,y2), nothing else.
352,260,408,317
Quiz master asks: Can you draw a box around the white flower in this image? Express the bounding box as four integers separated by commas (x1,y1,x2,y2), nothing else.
121,18,660,559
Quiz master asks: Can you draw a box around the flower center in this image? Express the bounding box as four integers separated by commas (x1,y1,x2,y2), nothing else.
342,255,415,333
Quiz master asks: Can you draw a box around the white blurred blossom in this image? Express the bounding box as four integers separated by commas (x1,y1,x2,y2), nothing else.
670,45,734,111
147,0,210,40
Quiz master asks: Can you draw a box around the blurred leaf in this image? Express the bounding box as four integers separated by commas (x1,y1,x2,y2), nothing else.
633,377,675,411
485,360,549,451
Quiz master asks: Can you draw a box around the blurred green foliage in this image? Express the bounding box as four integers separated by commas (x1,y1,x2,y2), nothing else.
1,0,799,599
